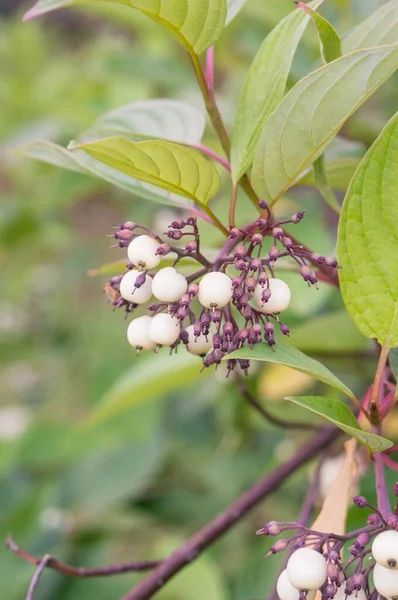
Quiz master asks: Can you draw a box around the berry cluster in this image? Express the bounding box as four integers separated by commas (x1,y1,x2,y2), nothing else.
104,206,338,373
258,486,398,600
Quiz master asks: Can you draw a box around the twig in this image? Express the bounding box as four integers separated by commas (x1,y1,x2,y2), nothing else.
122,425,340,600
6,536,160,577
237,378,318,431
370,343,390,419
26,554,51,600
229,183,237,230
374,451,392,519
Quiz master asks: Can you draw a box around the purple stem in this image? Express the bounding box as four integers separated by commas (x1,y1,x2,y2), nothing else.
205,47,215,91
193,143,231,172
374,452,391,519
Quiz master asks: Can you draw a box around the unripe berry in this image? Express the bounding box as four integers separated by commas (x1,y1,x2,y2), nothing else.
372,530,398,569
373,562,398,599
198,272,233,309
286,548,327,590
151,267,188,303
127,235,161,269
127,316,155,351
277,570,316,600
184,324,213,356
120,270,153,304
254,278,291,314
148,313,180,346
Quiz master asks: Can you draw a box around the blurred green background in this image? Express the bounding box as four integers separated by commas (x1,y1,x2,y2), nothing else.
1,1,397,599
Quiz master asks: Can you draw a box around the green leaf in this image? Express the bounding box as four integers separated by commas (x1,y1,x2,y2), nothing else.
72,137,220,207
14,140,194,208
80,99,206,145
24,0,227,56
286,396,393,452
226,343,356,400
80,352,210,427
295,158,361,191
296,2,341,63
251,45,398,206
226,0,247,24
230,0,324,182
337,112,398,347
313,154,341,213
343,0,398,54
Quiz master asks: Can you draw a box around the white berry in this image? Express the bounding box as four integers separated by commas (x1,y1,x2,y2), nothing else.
372,530,398,569
373,562,398,599
286,548,327,590
119,270,152,304
151,267,188,303
127,235,161,269
254,278,291,314
277,569,316,600
185,324,213,356
148,313,180,346
198,272,233,309
127,316,155,351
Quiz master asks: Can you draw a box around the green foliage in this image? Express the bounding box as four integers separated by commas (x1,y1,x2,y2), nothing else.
230,0,323,182
297,2,342,63
227,344,355,400
24,0,227,55
286,396,393,452
251,45,398,205
338,112,398,347
342,0,398,53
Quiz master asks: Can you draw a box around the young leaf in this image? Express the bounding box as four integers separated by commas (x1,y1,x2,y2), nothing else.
296,2,341,63
14,140,193,208
337,112,398,348
295,158,361,191
24,0,227,56
343,0,398,54
251,45,398,205
226,343,356,400
313,154,341,213
80,99,206,145
230,0,324,182
72,137,220,207
286,396,393,452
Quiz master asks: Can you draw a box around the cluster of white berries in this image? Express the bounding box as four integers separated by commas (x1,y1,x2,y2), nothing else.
372,530,398,599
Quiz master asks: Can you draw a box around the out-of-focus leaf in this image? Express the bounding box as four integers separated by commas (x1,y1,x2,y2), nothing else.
81,352,210,426
24,0,227,56
390,348,398,383
154,536,227,600
14,140,193,208
73,137,220,207
313,154,341,213
226,343,355,400
295,158,361,191
286,396,393,452
230,0,323,181
343,0,398,54
287,311,371,353
251,45,398,205
226,0,247,24
297,2,341,63
259,364,313,400
80,99,206,145
337,112,398,347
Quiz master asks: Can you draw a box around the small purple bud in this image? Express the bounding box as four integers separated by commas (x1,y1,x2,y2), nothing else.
387,515,398,530
180,330,189,345
212,334,222,349
185,241,197,253
322,583,336,600
238,359,250,375
177,306,189,320
246,277,256,293
311,253,325,264
270,539,289,554
170,219,186,229
250,258,261,272
258,271,268,286
269,246,280,261
261,288,272,303
193,321,203,337
213,349,225,364
212,310,222,324
264,521,282,536
233,286,245,301
258,200,268,210
280,324,290,336
201,313,212,326
180,294,191,308
166,230,183,240
232,276,244,289
188,283,199,298
229,227,240,239
300,265,312,281
252,233,263,246
204,352,215,367
115,228,134,241
235,259,247,272
327,563,339,582
367,513,381,526
223,322,234,339
235,328,248,348
255,218,267,228
234,245,247,260
186,216,197,226
226,359,237,376
356,533,370,547
282,236,294,250
352,573,364,591
291,212,305,224
325,256,338,268
353,496,367,508
156,243,171,256
272,227,283,239
134,273,147,289
239,294,250,309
